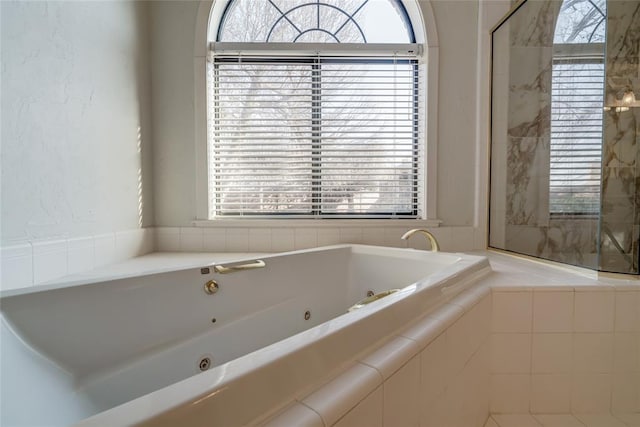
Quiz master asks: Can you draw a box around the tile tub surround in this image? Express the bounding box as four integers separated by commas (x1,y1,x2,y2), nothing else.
490,287,639,416
3,250,637,426
72,249,491,427
278,253,640,427
488,253,640,421
154,225,483,254
0,228,155,291
1,245,491,427
1,224,486,292
78,251,637,427
257,283,494,427
485,413,639,427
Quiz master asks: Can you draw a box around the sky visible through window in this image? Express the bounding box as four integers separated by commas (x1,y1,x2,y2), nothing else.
553,0,606,44
218,0,412,43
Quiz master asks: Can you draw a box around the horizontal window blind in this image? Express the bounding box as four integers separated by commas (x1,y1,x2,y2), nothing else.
207,56,423,218
549,57,604,216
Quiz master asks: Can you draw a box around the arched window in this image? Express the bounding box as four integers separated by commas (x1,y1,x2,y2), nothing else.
216,0,415,43
206,0,424,218
549,0,606,216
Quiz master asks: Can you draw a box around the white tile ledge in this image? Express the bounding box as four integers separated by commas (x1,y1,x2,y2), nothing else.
6,247,637,297
259,402,324,427
484,251,640,290
301,362,381,427
1,252,267,297
1,229,154,292
486,413,638,427
359,335,420,380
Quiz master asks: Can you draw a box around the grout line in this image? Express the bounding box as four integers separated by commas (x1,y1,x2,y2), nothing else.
416,348,424,426
297,400,328,427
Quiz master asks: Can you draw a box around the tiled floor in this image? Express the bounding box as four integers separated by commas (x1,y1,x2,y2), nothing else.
484,413,640,427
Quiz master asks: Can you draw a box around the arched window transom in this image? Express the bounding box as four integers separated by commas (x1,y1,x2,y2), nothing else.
217,0,415,43
553,0,606,44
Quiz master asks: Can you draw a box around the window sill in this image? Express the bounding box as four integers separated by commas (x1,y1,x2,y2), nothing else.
192,218,442,228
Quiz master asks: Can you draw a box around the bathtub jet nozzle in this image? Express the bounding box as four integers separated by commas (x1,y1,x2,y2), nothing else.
204,280,219,295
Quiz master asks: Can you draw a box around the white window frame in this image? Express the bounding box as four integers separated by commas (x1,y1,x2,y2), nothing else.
191,0,441,226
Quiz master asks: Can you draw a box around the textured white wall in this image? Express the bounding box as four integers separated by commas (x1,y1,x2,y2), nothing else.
149,0,490,228
150,0,200,228
1,1,154,244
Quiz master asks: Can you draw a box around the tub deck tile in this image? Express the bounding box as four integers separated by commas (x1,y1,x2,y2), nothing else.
359,335,420,380
491,414,542,427
399,313,445,349
301,362,381,427
260,402,324,427
487,413,640,427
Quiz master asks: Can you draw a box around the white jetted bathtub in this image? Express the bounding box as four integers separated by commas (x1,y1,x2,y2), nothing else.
0,244,490,427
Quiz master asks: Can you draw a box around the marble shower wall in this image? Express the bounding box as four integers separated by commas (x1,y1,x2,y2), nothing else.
599,1,640,273
491,0,600,268
491,0,639,274
504,1,556,228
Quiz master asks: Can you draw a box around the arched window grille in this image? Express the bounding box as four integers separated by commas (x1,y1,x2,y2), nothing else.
207,0,425,218
549,0,606,216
